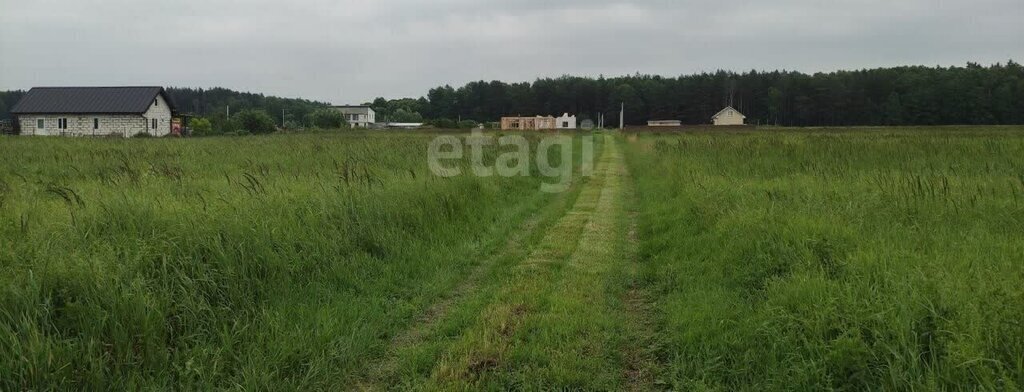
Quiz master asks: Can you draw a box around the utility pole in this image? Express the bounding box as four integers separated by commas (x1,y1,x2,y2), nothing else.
282,109,286,127
226,105,230,119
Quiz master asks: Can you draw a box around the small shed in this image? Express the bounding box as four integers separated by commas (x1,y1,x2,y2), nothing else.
712,106,745,126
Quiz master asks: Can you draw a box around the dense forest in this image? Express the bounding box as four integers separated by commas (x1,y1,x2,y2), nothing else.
3,62,1022,128
392,61,1023,126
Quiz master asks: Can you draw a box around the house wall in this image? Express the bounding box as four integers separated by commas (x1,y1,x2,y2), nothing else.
143,94,173,136
18,115,147,136
501,116,558,130
15,94,173,137
537,117,556,129
713,109,745,126
333,108,376,127
556,114,577,129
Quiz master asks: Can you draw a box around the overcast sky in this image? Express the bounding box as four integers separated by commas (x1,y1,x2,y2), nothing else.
1,0,1022,104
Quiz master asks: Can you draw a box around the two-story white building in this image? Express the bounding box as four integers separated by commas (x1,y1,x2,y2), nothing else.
11,86,175,137
331,106,376,128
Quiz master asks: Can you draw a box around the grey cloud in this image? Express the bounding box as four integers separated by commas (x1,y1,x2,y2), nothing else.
1,0,1021,104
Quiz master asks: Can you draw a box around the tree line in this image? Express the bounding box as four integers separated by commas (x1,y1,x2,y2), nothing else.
373,61,1024,126
0,91,25,122
164,87,337,134
2,62,1021,129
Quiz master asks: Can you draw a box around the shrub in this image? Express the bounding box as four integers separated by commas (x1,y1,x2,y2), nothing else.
390,108,423,123
306,109,347,129
190,117,214,136
233,110,277,134
431,118,457,129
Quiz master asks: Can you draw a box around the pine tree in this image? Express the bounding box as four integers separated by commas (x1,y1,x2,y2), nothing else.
883,92,904,125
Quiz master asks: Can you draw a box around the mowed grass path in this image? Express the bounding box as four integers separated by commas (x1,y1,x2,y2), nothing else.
361,134,652,390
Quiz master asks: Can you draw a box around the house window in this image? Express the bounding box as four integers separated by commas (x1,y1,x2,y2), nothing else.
37,119,44,129
93,118,99,130
154,99,158,107
58,118,68,130
562,121,569,128
151,118,157,129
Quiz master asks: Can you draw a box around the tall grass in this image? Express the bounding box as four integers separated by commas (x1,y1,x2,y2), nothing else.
623,127,1024,390
0,132,582,389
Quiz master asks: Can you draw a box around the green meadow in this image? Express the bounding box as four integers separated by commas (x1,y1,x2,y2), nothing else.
623,127,1024,390
1,127,1022,390
0,132,589,389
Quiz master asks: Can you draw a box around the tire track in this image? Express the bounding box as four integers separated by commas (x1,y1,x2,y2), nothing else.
356,136,601,390
617,137,662,391
416,134,632,389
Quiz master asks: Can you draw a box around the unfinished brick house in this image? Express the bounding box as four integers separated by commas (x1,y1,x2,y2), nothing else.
500,115,557,130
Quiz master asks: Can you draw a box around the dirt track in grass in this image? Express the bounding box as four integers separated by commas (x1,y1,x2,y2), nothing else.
358,133,658,390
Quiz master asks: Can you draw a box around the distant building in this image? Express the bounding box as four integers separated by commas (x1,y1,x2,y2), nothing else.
386,122,423,129
500,116,557,130
555,113,577,129
332,106,376,128
10,86,175,137
648,120,682,127
712,106,745,126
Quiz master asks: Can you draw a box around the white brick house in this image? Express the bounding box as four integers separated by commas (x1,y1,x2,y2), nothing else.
11,87,175,137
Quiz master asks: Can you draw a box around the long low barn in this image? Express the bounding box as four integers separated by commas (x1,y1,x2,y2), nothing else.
11,86,175,137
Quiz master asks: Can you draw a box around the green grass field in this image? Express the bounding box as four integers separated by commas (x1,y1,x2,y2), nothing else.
1,127,1023,390
623,127,1024,390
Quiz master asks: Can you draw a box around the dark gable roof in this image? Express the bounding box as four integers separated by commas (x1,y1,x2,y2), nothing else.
10,87,176,115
